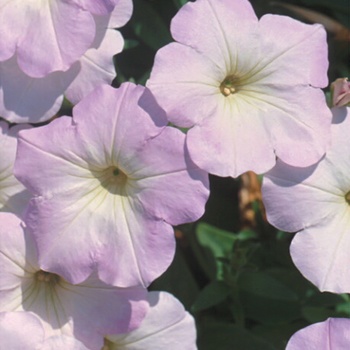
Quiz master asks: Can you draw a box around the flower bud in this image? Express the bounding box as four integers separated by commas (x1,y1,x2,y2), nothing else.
331,77,350,107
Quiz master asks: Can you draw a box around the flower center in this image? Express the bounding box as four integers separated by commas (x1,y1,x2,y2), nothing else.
35,270,60,285
220,75,240,96
102,338,113,350
345,191,350,204
97,166,128,195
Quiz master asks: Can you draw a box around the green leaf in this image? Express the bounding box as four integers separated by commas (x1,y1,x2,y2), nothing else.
252,321,308,349
131,0,172,50
336,301,350,316
197,321,276,350
302,306,339,323
307,292,344,307
149,247,199,310
240,291,301,325
191,280,231,312
238,271,299,301
196,223,236,258
123,39,139,50
173,0,188,9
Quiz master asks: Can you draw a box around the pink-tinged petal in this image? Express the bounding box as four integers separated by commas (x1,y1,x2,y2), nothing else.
147,43,223,127
32,272,148,349
262,107,350,292
0,213,38,311
16,1,95,78
0,213,149,349
129,127,209,225
256,15,328,88
147,0,330,175
291,208,350,293
42,336,90,350
108,0,133,28
15,117,97,197
186,85,331,176
0,1,28,62
65,0,131,104
286,318,350,350
262,161,342,233
255,86,331,168
0,57,77,124
0,312,45,350
25,189,175,287
107,292,197,350
65,29,123,104
0,122,31,217
16,83,208,288
71,0,119,15
72,84,168,163
171,0,257,70
187,98,276,177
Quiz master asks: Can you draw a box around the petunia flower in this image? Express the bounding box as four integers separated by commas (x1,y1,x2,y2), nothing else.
262,107,350,293
104,291,197,350
0,0,119,77
0,121,31,217
0,212,148,350
286,318,350,349
0,0,132,124
147,0,331,177
14,83,209,288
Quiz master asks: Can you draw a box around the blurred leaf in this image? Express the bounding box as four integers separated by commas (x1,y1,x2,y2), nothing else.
336,301,350,316
237,229,258,240
196,223,235,255
173,0,188,9
123,39,139,50
192,280,231,312
302,306,339,323
306,291,344,307
252,321,308,350
241,291,301,325
197,322,276,350
195,222,236,279
265,268,311,299
149,246,199,309
239,271,299,301
131,0,172,50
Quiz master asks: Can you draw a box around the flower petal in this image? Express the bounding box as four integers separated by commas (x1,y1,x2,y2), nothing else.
0,57,76,123
16,1,95,77
286,318,350,349
0,312,44,350
291,208,350,293
71,0,119,15
107,291,197,350
0,122,31,216
262,107,350,292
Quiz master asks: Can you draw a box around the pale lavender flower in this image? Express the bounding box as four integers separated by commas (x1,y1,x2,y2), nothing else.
14,83,209,288
147,0,331,177
262,107,350,293
286,318,350,349
105,291,197,350
0,0,132,123
0,212,148,350
0,121,31,217
0,0,119,77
